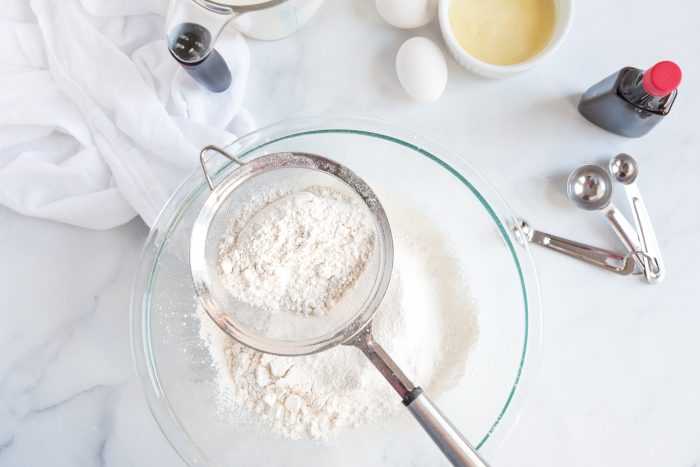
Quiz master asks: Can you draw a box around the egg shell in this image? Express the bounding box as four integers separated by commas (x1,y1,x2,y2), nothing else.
395,37,448,103
375,0,438,29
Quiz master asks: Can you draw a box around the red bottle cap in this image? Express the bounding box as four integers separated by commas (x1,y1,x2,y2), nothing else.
642,61,682,97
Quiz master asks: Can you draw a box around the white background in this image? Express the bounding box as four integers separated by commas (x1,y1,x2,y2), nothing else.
2,0,700,465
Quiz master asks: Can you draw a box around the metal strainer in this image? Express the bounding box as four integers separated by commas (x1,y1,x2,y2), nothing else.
190,145,489,467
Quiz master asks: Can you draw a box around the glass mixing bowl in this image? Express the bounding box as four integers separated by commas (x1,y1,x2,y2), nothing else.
131,116,542,466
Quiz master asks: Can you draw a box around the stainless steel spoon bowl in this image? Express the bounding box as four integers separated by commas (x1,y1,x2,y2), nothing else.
566,165,613,210
609,153,638,185
566,164,644,271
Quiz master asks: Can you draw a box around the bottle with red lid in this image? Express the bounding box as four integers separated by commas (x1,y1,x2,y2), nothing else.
578,61,682,137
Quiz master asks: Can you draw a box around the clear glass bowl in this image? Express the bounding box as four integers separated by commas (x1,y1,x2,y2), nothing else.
130,116,542,466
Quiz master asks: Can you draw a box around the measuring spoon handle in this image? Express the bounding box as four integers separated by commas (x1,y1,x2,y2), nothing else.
601,204,645,271
529,229,634,275
626,184,665,283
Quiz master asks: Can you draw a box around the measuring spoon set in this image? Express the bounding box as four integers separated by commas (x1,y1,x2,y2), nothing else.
516,153,664,284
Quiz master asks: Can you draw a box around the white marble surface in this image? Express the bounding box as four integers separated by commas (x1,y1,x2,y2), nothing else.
2,0,700,465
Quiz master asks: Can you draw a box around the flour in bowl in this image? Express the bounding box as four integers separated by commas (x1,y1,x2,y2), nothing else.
218,188,375,316
198,194,478,441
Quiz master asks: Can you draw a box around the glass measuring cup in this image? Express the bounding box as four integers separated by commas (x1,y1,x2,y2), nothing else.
166,0,324,91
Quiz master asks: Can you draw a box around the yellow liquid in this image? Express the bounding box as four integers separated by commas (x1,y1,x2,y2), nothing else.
449,0,556,66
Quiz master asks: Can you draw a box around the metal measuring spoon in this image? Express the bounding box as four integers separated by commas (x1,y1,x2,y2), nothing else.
513,220,637,275
566,165,645,272
609,154,664,283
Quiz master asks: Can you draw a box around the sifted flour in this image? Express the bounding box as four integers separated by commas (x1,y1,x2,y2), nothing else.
198,193,478,441
218,188,376,316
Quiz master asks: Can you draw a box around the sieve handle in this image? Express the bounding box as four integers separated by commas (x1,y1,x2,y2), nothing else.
348,328,489,466
199,145,246,191
406,389,490,467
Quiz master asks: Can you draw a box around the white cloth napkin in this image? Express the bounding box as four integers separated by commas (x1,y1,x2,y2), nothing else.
0,0,253,229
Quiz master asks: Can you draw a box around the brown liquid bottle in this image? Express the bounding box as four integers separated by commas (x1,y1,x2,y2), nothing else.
578,61,682,138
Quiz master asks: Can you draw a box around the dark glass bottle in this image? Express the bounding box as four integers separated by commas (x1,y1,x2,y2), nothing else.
578,61,681,138
167,22,232,93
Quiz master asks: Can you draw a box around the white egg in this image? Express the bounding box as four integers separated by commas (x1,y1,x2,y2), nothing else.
375,0,438,29
395,37,448,103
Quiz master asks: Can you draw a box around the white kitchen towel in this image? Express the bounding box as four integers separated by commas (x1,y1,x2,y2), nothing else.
0,0,253,229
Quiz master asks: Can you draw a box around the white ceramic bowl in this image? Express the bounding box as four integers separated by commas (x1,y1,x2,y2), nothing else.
438,0,574,78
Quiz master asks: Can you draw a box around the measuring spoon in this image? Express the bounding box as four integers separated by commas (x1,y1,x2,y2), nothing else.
609,153,664,283
514,220,637,275
566,165,645,272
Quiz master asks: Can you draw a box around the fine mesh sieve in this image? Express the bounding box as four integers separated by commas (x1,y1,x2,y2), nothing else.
191,146,393,356
190,145,488,467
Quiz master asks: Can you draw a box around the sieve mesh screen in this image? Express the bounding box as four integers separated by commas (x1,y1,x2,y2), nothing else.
191,152,393,356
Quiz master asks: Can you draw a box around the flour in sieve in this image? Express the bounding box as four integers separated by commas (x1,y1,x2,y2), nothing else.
218,188,375,316
198,193,479,441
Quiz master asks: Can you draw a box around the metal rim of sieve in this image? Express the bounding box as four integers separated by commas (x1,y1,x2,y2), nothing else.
190,145,394,356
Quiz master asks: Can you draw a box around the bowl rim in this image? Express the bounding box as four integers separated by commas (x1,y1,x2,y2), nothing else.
130,115,543,465
438,0,574,76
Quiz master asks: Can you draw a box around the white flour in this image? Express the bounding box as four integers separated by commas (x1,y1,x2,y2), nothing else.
218,189,375,316
198,193,478,441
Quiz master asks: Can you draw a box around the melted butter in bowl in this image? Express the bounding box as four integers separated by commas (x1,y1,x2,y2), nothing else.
439,0,571,77
450,0,556,65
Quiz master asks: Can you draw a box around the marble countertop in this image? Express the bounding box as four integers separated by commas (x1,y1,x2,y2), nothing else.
2,0,700,465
